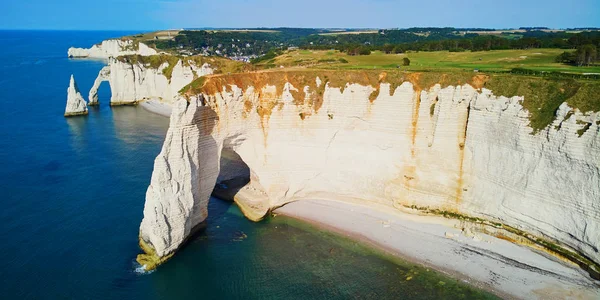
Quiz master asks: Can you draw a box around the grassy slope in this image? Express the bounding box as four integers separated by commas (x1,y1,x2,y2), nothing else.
265,49,600,74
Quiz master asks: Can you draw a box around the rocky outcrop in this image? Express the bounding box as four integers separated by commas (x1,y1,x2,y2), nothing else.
88,66,110,105
64,75,88,117
68,39,157,59
138,99,220,264
137,73,600,275
90,57,213,106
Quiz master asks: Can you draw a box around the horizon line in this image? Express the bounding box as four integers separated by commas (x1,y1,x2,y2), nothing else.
1,26,600,32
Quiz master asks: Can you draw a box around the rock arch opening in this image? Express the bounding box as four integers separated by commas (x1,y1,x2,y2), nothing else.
212,148,251,202
88,66,110,106
212,135,271,221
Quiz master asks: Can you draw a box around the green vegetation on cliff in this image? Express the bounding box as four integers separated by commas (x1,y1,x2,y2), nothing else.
115,54,250,80
485,76,600,132
116,54,180,80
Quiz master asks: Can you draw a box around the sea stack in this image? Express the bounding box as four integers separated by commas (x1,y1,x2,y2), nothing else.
64,74,88,117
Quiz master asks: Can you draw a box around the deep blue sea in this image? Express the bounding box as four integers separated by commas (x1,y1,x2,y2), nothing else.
0,31,497,299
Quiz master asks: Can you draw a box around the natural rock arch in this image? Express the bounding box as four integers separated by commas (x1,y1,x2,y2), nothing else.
136,76,600,277
137,98,271,267
88,66,110,106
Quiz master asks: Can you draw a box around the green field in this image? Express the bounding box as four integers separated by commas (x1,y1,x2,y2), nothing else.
265,49,600,74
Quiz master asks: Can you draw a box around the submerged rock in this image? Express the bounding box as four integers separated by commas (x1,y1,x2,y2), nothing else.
64,75,88,117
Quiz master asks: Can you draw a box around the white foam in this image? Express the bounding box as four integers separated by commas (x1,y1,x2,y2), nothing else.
133,262,155,275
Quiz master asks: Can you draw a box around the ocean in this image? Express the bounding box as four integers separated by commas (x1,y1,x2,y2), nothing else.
0,30,497,299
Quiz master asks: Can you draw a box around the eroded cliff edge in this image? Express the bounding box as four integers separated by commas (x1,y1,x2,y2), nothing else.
68,39,157,58
136,70,600,278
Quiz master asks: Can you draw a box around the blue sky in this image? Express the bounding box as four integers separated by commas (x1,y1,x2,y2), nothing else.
1,0,598,30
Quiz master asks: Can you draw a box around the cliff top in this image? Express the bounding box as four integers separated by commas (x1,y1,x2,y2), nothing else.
115,54,251,79
180,69,600,132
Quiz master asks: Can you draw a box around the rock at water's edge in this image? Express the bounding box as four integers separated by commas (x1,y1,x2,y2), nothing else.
64,75,88,117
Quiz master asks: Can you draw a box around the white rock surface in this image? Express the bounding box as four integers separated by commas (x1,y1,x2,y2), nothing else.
64,75,88,117
139,77,600,276
68,39,157,59
140,98,222,256
103,58,213,105
88,66,110,105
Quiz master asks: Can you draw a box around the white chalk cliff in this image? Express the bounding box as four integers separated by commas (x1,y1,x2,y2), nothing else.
91,58,213,106
68,39,157,59
137,74,600,278
64,74,88,117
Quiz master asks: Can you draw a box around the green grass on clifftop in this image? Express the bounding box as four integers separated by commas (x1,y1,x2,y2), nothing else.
485,75,600,132
116,54,180,80
264,49,600,74
116,54,250,81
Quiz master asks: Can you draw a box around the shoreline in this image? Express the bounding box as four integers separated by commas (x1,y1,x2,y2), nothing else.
274,199,600,300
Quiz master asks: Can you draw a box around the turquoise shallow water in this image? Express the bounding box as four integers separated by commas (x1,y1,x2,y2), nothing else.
0,30,498,299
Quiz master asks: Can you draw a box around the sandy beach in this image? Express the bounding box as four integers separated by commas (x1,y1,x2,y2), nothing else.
275,199,600,300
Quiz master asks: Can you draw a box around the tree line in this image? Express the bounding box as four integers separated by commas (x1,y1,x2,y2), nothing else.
302,32,600,55
555,45,598,66
145,28,600,66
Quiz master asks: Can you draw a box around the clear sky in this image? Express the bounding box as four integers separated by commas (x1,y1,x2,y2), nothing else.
1,0,598,30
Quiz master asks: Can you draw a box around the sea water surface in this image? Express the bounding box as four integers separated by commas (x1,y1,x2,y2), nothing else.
0,30,497,299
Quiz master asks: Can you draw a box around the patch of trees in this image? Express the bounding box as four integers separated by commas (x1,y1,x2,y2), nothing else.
555,45,598,66
346,45,371,56
520,27,550,31
303,31,600,55
250,49,282,64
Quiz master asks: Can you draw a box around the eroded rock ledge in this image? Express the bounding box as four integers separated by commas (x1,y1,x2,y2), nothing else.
136,71,600,278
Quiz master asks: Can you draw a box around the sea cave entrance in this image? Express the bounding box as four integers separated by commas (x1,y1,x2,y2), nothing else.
212,148,251,201
210,142,271,221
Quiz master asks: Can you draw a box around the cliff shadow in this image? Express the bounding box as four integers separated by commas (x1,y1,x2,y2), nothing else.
212,148,251,205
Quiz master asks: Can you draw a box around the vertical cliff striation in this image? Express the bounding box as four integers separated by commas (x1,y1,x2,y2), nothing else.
137,71,600,275
64,75,88,117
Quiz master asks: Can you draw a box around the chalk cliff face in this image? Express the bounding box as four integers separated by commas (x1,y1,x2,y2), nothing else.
138,73,600,273
90,58,213,106
68,39,157,59
64,75,88,117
